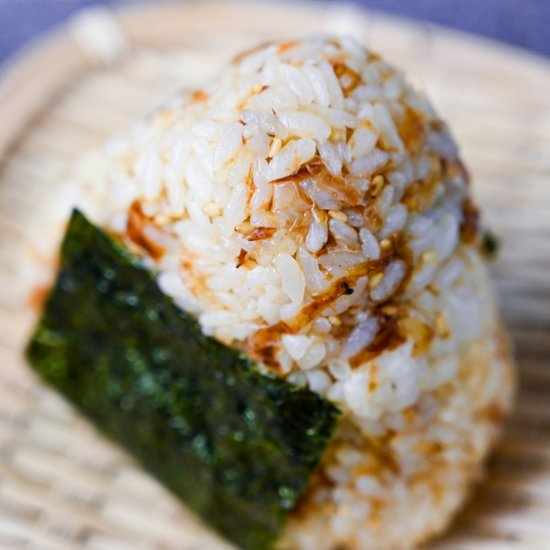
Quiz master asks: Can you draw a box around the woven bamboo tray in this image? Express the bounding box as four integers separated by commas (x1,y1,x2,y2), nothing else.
0,1,549,548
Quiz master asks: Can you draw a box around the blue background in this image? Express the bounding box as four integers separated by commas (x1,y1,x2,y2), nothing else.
0,0,549,69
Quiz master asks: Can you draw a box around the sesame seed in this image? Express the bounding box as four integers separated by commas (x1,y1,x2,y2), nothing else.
329,210,348,222
203,203,220,217
331,128,344,141
435,313,450,339
380,239,393,253
370,175,385,197
235,221,252,233
381,304,398,316
268,136,282,158
422,250,438,264
328,315,342,326
369,272,384,289
153,213,171,224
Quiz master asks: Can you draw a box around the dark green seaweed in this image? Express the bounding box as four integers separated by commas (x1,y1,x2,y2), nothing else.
481,229,500,260
26,210,340,550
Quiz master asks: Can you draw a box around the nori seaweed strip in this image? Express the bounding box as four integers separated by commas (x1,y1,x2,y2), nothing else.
27,210,340,550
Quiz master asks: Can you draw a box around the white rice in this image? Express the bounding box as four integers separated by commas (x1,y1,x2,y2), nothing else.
65,35,515,549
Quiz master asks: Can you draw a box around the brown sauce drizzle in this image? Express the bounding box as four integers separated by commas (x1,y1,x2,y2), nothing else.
190,90,208,103
350,311,406,368
290,466,336,520
460,198,480,244
443,157,470,184
127,201,165,260
243,262,384,368
277,39,300,54
28,285,50,312
475,402,505,424
398,105,426,155
289,260,387,331
236,248,248,268
272,162,362,207
244,322,289,372
362,203,383,233
231,41,272,65
245,224,415,371
245,227,277,241
332,61,362,95
180,249,211,300
402,173,440,214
